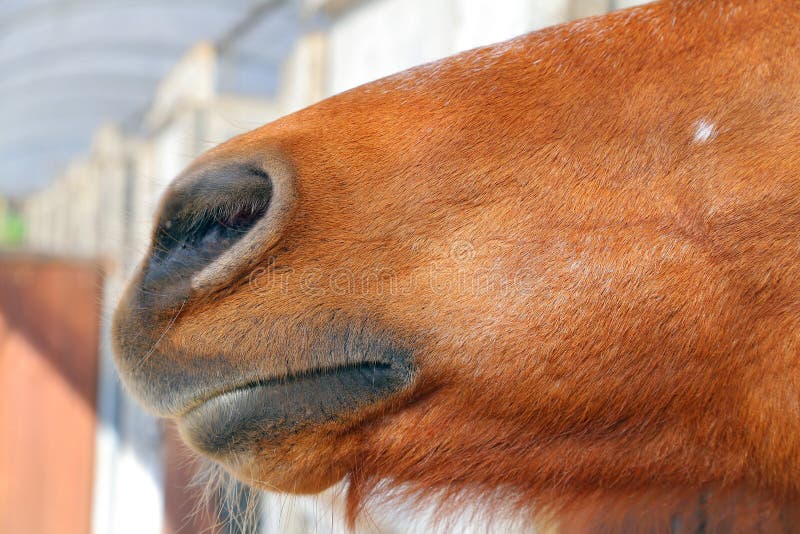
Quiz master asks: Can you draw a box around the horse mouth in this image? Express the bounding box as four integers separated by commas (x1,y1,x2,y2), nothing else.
177,361,411,457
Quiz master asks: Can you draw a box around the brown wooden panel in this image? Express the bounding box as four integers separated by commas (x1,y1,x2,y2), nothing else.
0,255,101,534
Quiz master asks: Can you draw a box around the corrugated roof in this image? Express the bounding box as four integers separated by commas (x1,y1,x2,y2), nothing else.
0,0,301,197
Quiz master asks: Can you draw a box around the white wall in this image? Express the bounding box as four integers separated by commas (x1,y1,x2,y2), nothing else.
326,0,620,96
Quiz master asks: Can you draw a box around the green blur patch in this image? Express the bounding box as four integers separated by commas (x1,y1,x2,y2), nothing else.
0,212,24,246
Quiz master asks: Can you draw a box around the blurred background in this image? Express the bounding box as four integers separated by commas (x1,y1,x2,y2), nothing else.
0,0,648,532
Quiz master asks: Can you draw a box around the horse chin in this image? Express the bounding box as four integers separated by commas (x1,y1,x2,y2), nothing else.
172,356,414,494
178,412,358,495
250,436,355,495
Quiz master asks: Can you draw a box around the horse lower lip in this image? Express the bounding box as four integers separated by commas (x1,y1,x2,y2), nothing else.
178,362,409,456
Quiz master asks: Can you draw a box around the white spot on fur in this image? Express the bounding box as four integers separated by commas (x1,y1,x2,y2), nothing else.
693,119,717,143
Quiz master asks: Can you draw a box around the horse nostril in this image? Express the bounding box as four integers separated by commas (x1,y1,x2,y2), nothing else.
194,206,265,254
153,198,269,266
140,156,296,305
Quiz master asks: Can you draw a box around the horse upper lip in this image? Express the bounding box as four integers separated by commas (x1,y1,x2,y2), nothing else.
113,306,415,422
